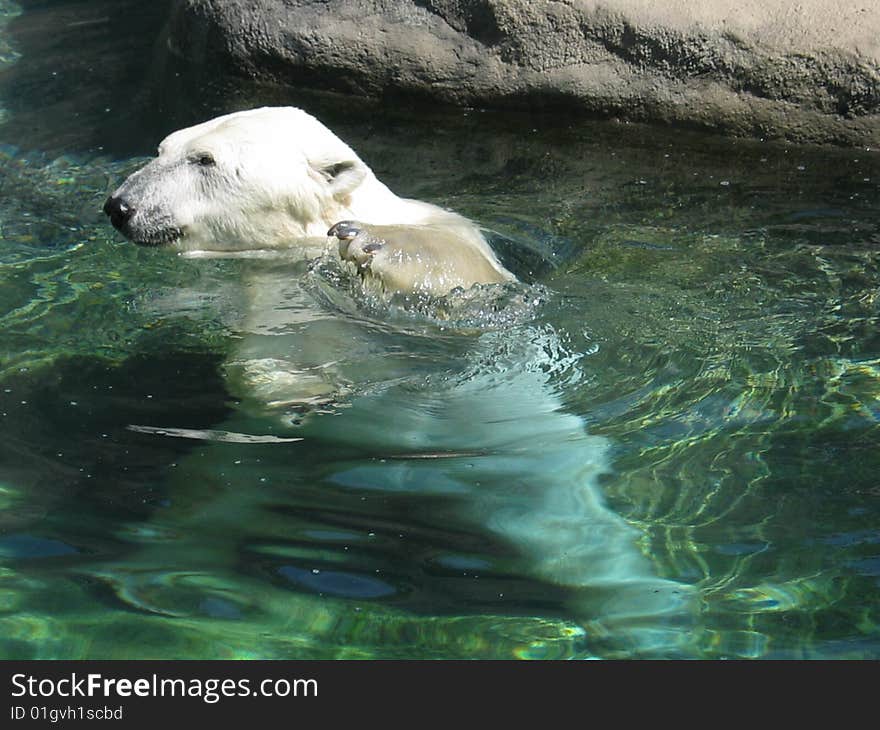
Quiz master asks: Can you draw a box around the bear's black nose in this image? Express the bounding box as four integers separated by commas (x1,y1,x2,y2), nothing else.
103,195,136,230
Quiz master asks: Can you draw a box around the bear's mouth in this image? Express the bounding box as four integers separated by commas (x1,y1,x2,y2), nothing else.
129,226,184,247
103,196,183,246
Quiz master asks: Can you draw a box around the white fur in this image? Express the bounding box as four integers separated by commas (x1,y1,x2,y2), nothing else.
109,107,511,287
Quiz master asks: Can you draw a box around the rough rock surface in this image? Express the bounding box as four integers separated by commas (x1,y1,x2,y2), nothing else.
159,0,880,146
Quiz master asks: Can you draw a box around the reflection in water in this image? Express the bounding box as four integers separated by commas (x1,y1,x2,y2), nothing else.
111,266,697,657
1,0,880,659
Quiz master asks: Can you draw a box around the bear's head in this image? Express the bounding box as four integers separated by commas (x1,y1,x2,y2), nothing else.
103,107,372,251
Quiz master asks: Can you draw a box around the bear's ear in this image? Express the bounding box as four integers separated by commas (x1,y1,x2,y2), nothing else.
313,159,368,200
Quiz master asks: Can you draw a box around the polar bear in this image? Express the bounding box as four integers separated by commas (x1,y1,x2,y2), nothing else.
104,106,514,295
102,107,697,655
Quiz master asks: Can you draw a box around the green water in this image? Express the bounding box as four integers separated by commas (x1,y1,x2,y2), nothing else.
1,0,880,660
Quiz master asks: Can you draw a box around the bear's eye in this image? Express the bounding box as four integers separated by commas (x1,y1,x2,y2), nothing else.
191,153,216,167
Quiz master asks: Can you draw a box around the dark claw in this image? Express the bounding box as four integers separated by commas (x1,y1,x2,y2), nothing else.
327,221,361,240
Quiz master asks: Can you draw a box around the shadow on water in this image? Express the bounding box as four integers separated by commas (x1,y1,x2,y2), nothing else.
0,343,231,532
0,0,174,155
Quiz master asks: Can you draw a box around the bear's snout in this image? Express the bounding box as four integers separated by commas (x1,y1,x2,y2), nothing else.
103,195,136,232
